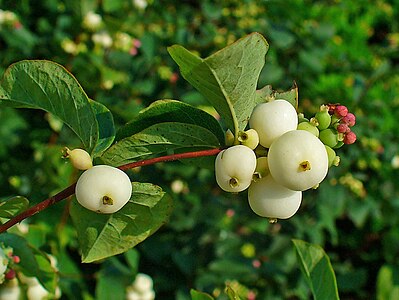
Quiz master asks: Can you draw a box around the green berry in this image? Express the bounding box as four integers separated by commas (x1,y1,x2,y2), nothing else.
324,145,336,167
319,129,339,148
297,121,319,137
315,110,331,130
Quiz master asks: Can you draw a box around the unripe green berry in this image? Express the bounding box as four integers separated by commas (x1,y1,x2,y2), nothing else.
215,145,257,192
253,156,269,181
325,145,336,167
238,129,259,150
315,109,332,130
297,121,319,137
225,129,234,147
268,130,329,191
248,175,302,219
75,165,132,214
65,148,93,170
319,129,339,148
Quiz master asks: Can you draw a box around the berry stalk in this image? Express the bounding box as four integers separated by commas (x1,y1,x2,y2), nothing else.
0,148,222,233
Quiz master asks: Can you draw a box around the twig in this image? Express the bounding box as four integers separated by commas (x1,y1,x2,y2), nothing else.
0,148,221,233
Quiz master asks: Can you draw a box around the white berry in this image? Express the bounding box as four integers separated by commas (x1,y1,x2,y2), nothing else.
75,165,132,214
248,175,302,219
132,273,153,294
268,130,328,191
0,279,20,300
215,145,256,192
249,99,298,148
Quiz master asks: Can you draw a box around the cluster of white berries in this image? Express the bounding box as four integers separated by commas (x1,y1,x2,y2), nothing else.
126,273,155,300
215,99,354,222
64,148,132,214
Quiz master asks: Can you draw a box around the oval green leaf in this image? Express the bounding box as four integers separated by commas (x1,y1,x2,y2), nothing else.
101,122,220,167
90,100,115,157
292,239,340,300
168,33,269,136
0,60,98,152
70,182,173,263
116,99,224,144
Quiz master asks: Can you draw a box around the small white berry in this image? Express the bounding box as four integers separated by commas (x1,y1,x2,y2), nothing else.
248,175,302,219
215,145,257,192
238,129,259,150
65,148,93,170
249,100,298,148
75,165,132,214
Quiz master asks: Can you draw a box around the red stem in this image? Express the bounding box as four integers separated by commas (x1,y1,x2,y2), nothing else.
0,148,221,233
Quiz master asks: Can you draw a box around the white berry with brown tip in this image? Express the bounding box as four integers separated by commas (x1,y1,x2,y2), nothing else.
268,130,328,191
75,165,132,214
215,145,256,193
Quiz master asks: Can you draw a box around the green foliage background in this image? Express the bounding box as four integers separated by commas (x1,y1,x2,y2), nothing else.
0,0,398,299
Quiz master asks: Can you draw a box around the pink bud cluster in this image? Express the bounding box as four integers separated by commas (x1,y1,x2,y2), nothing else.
328,104,357,145
4,251,20,280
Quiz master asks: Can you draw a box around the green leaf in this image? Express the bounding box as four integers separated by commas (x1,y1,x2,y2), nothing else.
101,122,220,167
168,33,268,136
0,196,29,218
190,289,214,300
0,60,98,152
70,182,173,263
255,83,299,109
116,99,224,144
90,100,115,157
0,233,58,294
376,265,399,300
292,239,339,300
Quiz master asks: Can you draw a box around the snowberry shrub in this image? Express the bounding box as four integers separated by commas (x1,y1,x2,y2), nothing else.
267,130,329,191
249,99,298,148
215,145,257,192
75,165,132,213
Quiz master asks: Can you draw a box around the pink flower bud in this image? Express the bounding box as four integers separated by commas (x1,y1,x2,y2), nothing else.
341,112,356,127
12,256,20,264
337,123,350,133
334,105,348,118
343,131,356,144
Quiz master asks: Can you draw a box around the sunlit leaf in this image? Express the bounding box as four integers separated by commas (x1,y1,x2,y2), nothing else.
169,33,268,135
